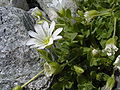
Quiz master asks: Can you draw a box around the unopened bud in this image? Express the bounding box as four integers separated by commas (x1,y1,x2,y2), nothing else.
92,49,99,57
12,85,22,90
31,7,42,17
44,62,62,77
84,10,98,22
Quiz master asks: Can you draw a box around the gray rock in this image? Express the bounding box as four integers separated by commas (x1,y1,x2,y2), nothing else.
115,69,120,90
0,0,10,6
0,6,51,90
10,0,29,10
0,0,29,10
36,0,77,20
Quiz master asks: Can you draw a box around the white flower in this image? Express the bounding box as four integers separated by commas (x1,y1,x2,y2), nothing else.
113,55,120,70
92,49,99,56
26,21,63,49
104,44,118,56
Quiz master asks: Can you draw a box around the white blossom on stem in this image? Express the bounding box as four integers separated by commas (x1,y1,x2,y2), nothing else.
104,44,118,56
26,21,63,49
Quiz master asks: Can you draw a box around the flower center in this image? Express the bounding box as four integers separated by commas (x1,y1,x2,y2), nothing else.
43,37,50,45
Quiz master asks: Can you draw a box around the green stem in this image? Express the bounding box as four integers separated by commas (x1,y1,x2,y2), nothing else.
61,55,79,68
42,16,51,23
113,17,117,38
21,70,44,88
56,24,65,26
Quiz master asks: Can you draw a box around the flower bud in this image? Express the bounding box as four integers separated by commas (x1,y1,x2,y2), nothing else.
74,65,84,75
12,85,22,90
31,7,42,17
92,49,99,57
77,10,84,16
84,10,98,22
44,62,62,77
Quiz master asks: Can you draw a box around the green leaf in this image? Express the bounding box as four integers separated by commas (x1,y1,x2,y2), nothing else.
74,17,83,23
77,10,84,17
96,73,110,81
74,65,84,75
114,10,120,18
65,33,78,42
104,75,115,90
66,9,72,18
90,58,98,66
57,8,66,17
78,82,95,90
52,82,64,90
37,49,52,62
65,82,74,89
90,71,97,79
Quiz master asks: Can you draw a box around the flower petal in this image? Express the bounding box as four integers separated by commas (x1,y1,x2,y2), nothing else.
28,31,40,39
49,21,55,35
26,38,46,49
107,52,112,56
112,45,118,51
26,38,37,45
114,55,120,65
52,28,63,38
53,36,62,40
47,38,53,46
37,45,46,49
43,21,49,31
34,24,46,37
116,66,120,70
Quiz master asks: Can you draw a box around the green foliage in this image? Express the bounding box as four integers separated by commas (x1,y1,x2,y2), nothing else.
37,49,52,62
104,75,115,90
74,65,84,75
39,0,120,89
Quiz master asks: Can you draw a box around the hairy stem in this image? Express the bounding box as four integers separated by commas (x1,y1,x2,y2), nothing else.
21,70,44,88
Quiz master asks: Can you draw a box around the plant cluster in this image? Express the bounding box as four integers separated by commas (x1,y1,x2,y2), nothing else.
12,0,120,90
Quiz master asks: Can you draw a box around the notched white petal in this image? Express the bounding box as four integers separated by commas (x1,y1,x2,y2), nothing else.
34,24,43,34
28,31,40,39
53,36,62,40
49,21,55,35
26,38,37,45
43,21,49,31
37,45,46,49
47,38,53,46
114,55,120,65
52,28,63,38
34,24,46,37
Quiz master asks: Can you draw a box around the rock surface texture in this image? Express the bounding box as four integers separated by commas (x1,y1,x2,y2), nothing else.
0,0,29,10
10,0,29,10
36,0,77,20
0,6,51,90
0,0,10,6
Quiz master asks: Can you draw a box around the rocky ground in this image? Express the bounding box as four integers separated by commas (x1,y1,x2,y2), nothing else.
0,0,120,90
